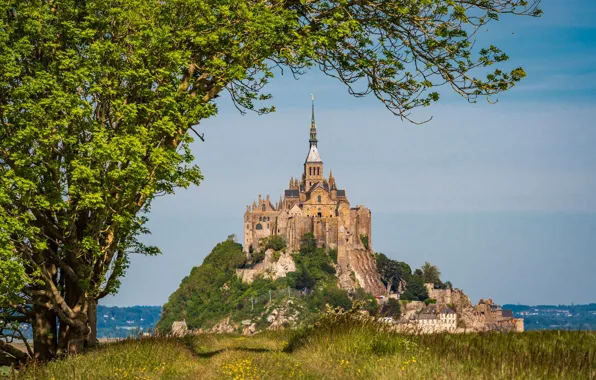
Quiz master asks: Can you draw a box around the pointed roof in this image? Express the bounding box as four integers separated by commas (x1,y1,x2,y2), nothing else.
306,145,322,163
306,94,322,163
309,93,317,147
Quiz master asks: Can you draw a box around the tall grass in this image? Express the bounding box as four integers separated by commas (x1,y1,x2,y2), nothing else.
15,337,203,380
7,306,595,379
285,303,595,379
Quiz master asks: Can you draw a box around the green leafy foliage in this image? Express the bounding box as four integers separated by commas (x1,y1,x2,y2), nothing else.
376,253,410,292
381,298,402,319
158,236,352,332
299,233,317,255
421,262,442,285
250,250,267,265
401,275,429,302
328,249,338,264
425,298,437,306
359,234,370,250
158,239,247,331
264,236,286,252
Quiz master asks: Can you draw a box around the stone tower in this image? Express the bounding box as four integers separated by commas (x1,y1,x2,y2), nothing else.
304,95,324,189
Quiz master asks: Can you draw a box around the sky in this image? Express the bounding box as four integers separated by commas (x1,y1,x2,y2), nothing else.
103,0,596,307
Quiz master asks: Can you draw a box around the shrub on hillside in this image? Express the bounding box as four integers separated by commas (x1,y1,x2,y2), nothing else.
359,234,369,250
264,235,286,251
300,233,317,255
251,250,266,264
328,248,338,264
425,298,437,305
381,298,401,319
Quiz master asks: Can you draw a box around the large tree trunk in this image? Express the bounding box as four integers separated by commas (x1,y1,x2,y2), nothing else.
85,298,99,349
32,306,57,361
58,277,92,355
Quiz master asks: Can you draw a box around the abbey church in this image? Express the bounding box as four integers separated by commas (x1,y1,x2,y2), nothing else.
243,99,385,295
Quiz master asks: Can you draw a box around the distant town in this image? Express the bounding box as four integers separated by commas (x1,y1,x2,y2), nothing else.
504,304,596,331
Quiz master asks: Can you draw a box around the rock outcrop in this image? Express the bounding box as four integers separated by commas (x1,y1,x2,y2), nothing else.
266,300,300,330
236,249,296,283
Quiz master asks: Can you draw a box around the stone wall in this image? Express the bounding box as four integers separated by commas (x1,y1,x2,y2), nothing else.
425,284,453,304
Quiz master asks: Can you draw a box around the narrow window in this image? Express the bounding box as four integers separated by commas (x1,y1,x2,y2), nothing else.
262,205,266,211
317,195,321,203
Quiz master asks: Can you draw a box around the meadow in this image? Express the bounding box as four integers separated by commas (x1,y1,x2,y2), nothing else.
8,307,595,380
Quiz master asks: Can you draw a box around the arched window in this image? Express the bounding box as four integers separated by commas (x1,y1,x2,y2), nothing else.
317,167,320,175
256,223,263,230
259,216,262,221
317,195,321,203
309,167,312,175
262,205,266,211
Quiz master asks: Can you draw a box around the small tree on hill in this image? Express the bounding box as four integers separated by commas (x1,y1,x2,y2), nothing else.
421,262,442,285
376,253,408,294
402,275,429,301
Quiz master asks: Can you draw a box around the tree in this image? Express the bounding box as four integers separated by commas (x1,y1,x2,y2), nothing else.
300,233,317,255
264,235,286,252
402,274,429,301
375,253,408,294
0,0,540,363
381,298,401,319
295,264,316,290
421,262,442,285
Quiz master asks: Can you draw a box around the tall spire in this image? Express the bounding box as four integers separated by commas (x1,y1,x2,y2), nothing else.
309,93,317,147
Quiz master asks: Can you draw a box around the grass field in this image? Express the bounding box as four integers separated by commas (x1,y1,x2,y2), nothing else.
7,310,595,380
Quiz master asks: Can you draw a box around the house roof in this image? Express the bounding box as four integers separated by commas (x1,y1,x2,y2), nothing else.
416,304,456,320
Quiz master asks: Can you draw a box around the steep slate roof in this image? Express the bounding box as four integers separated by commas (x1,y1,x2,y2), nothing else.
416,304,456,320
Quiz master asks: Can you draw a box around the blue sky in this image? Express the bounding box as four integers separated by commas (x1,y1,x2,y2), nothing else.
104,0,596,307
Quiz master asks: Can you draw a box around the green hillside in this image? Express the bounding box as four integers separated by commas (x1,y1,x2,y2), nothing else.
157,235,383,332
